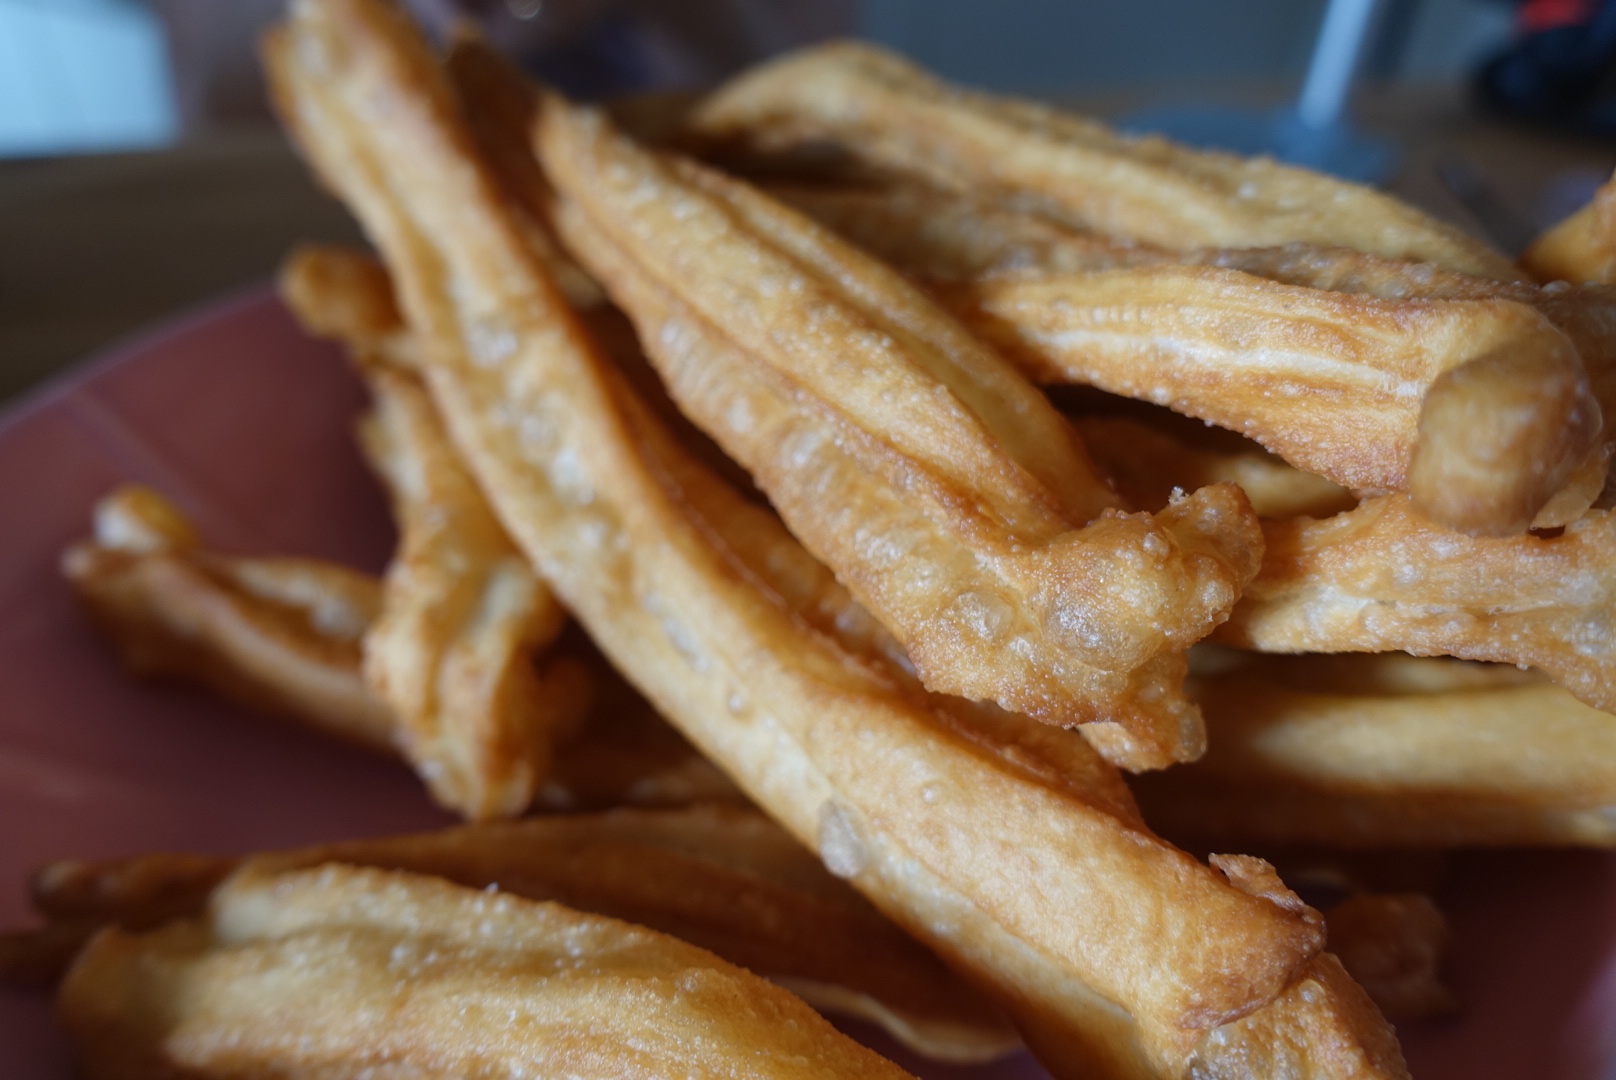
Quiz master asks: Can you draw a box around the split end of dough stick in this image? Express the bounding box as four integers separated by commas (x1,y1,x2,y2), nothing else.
1409,326,1603,536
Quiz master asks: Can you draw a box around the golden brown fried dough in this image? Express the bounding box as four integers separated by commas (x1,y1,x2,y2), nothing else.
263,4,1376,1075
283,244,593,819
27,808,1015,1061
1218,493,1616,713
1523,171,1616,285
277,242,415,362
63,486,397,752
538,95,1265,768
774,181,1613,535
61,864,921,1080
359,365,588,818
1134,655,1616,847
692,41,1518,279
952,267,1599,536
64,485,704,817
764,178,1152,282
1186,953,1409,1080
443,31,606,309
1324,894,1454,1021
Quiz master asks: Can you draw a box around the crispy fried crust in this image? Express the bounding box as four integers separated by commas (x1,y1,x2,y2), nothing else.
26,808,1017,1062
277,242,413,357
359,365,586,818
536,97,1265,768
62,486,397,752
262,3,1366,1074
1523,172,1616,285
763,179,1157,282
1218,493,1616,713
952,268,1598,535
1134,657,1616,848
60,865,921,1080
773,181,1610,535
60,483,717,817
283,245,591,819
443,32,607,310
1185,953,1409,1079
690,41,1517,280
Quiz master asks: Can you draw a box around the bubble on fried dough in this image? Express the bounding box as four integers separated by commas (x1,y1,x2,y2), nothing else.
785,428,824,469
817,799,868,879
466,317,518,366
518,412,557,452
548,446,595,506
575,510,619,553
951,588,1013,642
1198,576,1234,614
644,593,709,671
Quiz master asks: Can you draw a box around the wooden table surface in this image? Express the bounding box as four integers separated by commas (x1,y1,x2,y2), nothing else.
1,89,1613,407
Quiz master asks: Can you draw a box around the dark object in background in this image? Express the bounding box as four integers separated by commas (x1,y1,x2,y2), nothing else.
1476,0,1616,136
151,0,857,134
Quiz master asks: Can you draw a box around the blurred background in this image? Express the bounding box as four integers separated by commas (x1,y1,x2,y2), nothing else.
3,0,1616,400
0,0,1552,154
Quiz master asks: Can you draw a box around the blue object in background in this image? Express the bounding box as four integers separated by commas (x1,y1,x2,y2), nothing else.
0,0,178,158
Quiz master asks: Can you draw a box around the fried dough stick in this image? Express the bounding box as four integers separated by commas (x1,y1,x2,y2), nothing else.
280,246,591,819
445,46,1248,765
690,41,1519,280
771,181,1603,536
62,485,396,751
360,366,587,817
19,807,1017,1062
440,31,605,310
1523,170,1616,285
61,865,921,1080
65,482,737,813
261,5,1411,1077
1219,493,1616,713
536,98,1267,769
449,48,1228,766
956,270,1596,536
1133,654,1616,848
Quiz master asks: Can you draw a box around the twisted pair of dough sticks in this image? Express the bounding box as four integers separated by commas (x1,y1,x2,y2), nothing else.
62,485,397,750
59,864,921,1080
652,164,1616,704
532,87,1268,772
1042,394,1616,720
265,2,1404,1077
449,50,1261,772
11,806,1015,1064
1135,652,1616,849
64,481,736,817
754,171,1606,537
688,46,1600,536
285,246,590,819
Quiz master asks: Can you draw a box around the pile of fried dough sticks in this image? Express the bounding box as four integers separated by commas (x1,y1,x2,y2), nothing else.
9,0,1616,1076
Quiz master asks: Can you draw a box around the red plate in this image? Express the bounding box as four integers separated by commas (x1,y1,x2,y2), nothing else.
2,291,1614,1078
